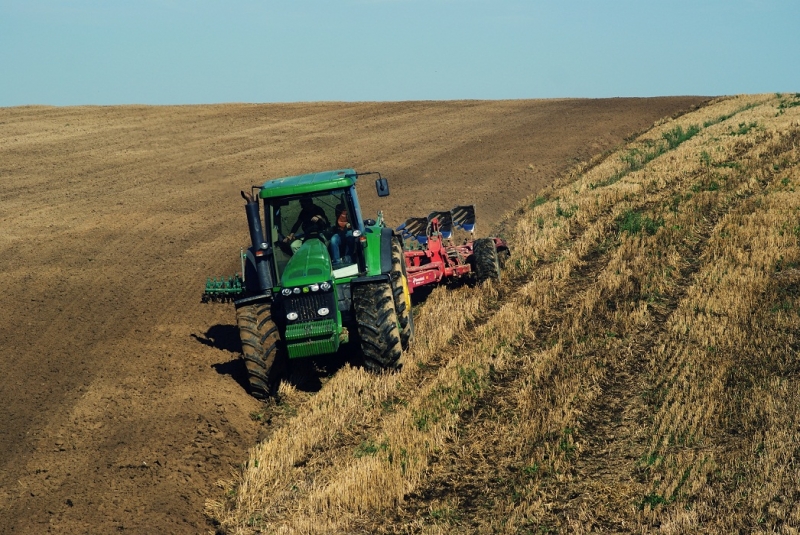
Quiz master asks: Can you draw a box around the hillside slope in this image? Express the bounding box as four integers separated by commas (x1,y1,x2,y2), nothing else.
0,97,705,534
212,94,800,534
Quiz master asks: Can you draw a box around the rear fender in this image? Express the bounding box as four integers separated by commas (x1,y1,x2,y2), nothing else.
361,224,395,276
380,227,395,275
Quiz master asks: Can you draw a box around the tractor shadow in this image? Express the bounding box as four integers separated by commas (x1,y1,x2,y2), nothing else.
194,324,353,396
192,324,242,353
283,347,353,393
192,324,251,392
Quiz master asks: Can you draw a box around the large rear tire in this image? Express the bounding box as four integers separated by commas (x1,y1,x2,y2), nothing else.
353,282,403,372
473,238,502,282
390,238,414,349
235,301,287,399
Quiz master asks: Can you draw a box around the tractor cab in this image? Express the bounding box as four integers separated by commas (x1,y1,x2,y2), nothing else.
254,169,369,285
266,187,364,282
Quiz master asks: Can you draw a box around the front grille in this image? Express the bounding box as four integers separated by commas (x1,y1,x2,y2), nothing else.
285,319,339,358
285,319,337,341
283,292,336,322
287,336,339,358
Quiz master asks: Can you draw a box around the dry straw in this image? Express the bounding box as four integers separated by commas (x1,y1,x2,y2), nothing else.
212,94,800,533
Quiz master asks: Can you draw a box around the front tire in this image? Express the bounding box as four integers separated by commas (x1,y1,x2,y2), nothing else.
235,301,287,399
353,282,403,372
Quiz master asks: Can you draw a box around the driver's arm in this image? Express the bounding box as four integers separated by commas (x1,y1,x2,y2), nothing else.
286,213,303,240
314,207,329,226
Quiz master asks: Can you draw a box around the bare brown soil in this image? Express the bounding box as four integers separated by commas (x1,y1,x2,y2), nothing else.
0,97,707,534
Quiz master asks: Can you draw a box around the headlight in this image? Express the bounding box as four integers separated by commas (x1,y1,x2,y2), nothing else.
281,288,292,296
352,230,362,238
286,312,298,321
310,284,319,292
293,287,301,294
320,281,332,291
317,307,330,316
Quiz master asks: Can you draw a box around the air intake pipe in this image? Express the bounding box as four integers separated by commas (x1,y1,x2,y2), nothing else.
241,190,273,292
242,190,265,249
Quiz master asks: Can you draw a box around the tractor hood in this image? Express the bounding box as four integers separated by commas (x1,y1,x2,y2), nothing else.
281,239,332,287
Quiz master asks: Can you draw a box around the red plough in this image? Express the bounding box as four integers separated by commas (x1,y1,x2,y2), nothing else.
396,205,510,292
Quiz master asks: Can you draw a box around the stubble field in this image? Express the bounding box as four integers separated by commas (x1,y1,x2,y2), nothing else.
216,94,800,534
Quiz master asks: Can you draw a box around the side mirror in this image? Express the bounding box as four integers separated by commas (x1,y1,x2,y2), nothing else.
376,177,390,197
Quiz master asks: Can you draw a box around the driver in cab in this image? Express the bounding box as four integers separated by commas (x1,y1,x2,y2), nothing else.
284,197,329,253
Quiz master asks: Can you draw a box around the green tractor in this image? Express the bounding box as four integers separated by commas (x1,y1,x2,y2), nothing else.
206,169,413,399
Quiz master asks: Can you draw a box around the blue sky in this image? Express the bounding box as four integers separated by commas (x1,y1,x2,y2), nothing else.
1,0,798,106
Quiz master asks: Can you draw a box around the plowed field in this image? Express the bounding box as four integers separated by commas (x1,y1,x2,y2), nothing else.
0,97,707,534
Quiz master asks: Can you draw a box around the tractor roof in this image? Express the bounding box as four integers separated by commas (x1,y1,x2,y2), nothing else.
259,168,357,199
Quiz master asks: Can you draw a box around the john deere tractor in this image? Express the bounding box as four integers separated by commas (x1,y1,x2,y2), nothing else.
206,169,413,399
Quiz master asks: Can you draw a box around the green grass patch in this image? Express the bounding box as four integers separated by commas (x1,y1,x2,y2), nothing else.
691,179,722,193
730,121,758,136
555,202,577,218
703,102,760,127
522,463,540,476
412,408,437,431
616,209,664,236
662,124,701,149
428,507,461,524
559,428,576,457
769,300,794,314
381,396,407,413
639,493,670,509
412,365,489,434
530,195,548,209
592,124,701,189
777,94,800,114
355,439,389,458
